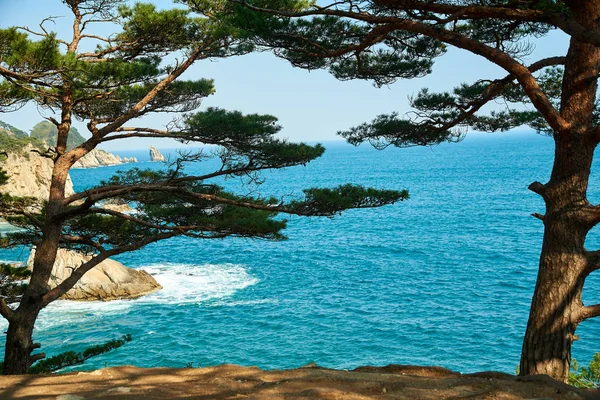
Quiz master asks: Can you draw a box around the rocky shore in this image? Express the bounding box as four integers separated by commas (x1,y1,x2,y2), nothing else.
73,148,137,169
1,146,160,302
27,248,162,301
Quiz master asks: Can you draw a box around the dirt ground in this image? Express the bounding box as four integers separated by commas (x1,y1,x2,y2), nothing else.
0,364,598,400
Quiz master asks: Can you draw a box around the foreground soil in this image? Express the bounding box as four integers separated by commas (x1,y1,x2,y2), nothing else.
0,364,598,400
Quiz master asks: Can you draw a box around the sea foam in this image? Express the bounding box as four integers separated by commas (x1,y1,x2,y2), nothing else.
0,263,259,332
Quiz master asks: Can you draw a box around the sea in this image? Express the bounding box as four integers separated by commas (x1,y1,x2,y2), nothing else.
1,132,599,374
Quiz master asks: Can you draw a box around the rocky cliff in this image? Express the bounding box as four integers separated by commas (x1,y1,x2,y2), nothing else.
27,248,162,301
73,148,137,169
0,146,139,198
0,145,75,199
149,146,166,162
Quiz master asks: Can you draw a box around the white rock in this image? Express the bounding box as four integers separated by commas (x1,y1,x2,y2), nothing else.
73,149,137,169
27,248,162,301
0,145,74,199
149,146,166,162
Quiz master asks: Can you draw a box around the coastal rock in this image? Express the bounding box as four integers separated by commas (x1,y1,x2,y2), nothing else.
101,202,132,213
27,248,162,301
73,148,137,169
0,145,74,199
149,146,166,162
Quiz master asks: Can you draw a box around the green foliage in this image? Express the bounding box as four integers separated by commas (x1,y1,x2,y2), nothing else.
0,281,27,304
0,170,7,186
0,263,31,279
569,354,600,389
185,107,281,140
0,28,61,72
339,112,458,149
205,0,573,146
0,0,407,311
30,121,86,150
0,193,40,219
86,79,215,120
186,0,315,13
289,184,408,216
217,9,445,87
0,132,44,155
182,107,326,168
117,3,203,54
0,334,133,374
0,263,30,304
0,121,27,139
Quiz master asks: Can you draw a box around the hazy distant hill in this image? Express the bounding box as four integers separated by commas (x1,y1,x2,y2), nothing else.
0,119,86,154
0,121,28,139
30,121,86,150
0,122,44,155
0,120,137,169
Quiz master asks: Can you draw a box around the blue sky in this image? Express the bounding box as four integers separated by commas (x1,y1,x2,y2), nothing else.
0,0,570,150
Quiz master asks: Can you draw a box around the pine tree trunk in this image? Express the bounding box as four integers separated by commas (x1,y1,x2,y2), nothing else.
519,135,594,382
2,170,68,374
518,0,600,381
3,306,42,375
519,222,587,382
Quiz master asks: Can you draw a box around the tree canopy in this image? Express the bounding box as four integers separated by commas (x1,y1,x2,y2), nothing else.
0,0,405,375
186,0,600,383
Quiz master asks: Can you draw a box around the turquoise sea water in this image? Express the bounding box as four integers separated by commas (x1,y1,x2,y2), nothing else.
1,132,600,374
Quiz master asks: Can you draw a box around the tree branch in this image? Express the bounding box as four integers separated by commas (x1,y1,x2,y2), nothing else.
528,181,547,197
531,213,545,221
79,33,111,42
0,298,15,322
60,234,105,252
585,250,600,276
426,56,565,133
81,207,223,233
241,1,600,47
238,3,569,134
30,352,46,363
393,21,567,134
61,164,292,208
95,46,204,138
0,67,60,90
581,304,600,320
240,0,550,22
65,184,299,215
99,126,183,142
21,210,44,229
76,40,139,60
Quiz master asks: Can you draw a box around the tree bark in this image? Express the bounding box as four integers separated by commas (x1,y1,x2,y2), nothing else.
520,134,596,382
3,306,43,375
520,1,600,383
519,210,588,381
1,96,76,374
520,131,597,381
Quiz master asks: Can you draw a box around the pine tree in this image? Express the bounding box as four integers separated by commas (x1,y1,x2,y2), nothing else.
0,0,405,374
201,0,600,382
